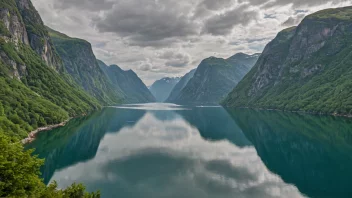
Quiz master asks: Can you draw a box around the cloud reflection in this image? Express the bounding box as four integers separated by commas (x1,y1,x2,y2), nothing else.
50,112,304,198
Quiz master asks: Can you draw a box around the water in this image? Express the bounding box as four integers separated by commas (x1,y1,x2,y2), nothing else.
26,103,352,198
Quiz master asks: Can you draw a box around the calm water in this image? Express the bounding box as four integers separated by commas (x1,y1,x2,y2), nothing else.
26,103,352,198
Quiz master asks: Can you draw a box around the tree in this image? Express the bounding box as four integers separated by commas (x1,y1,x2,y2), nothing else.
0,132,100,198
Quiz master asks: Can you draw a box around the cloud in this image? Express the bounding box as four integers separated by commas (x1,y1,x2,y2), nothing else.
282,13,306,26
49,112,304,198
32,0,352,84
202,5,258,35
93,0,200,47
158,50,191,67
53,0,114,11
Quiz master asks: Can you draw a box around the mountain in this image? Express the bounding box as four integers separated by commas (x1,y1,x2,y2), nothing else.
170,53,259,105
47,27,125,105
0,0,100,138
97,60,156,103
149,77,180,102
222,7,352,117
166,69,196,102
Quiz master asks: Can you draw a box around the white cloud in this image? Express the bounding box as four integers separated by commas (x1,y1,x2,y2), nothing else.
32,0,352,85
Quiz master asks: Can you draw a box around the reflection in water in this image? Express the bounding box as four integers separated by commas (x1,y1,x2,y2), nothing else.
227,109,352,198
27,104,352,198
176,107,251,147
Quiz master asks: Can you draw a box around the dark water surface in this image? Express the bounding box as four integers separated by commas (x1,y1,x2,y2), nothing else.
26,103,352,198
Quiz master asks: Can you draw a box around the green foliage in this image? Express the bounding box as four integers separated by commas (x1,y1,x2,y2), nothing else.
0,0,22,20
0,132,100,198
0,75,69,138
308,6,352,20
0,131,45,197
0,38,100,138
0,21,11,37
0,39,25,64
17,44,101,115
47,27,125,105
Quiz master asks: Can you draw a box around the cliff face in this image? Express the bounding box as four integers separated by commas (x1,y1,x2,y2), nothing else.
47,27,125,105
223,6,352,116
171,53,258,105
0,0,100,138
149,77,180,102
166,69,196,103
98,60,156,103
15,0,62,71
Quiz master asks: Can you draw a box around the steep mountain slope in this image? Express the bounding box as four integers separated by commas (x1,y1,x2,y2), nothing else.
149,77,180,102
47,27,125,105
172,53,259,105
0,0,100,138
222,7,352,116
97,60,156,103
166,69,196,103
15,0,63,71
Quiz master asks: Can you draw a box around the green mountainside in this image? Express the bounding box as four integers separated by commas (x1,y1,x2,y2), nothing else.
97,60,156,103
0,0,100,138
166,69,196,102
171,53,259,105
47,27,125,105
222,6,352,116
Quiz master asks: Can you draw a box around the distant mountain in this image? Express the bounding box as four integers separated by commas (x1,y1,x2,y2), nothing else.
166,69,196,103
170,53,259,105
222,6,352,116
149,77,181,102
47,27,125,105
97,61,156,103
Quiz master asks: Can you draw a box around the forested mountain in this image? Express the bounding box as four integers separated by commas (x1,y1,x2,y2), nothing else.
98,60,156,103
166,69,196,103
47,27,125,105
222,7,352,116
149,77,180,102
0,0,100,138
170,53,259,105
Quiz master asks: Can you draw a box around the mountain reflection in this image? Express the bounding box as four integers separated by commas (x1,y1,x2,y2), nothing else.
26,107,146,183
27,104,352,198
27,104,304,198
175,107,251,147
227,109,352,198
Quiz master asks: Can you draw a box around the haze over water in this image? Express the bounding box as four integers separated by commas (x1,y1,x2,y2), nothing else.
27,103,352,198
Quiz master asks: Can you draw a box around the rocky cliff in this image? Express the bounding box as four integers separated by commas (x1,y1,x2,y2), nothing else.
149,77,180,102
171,53,259,105
98,60,156,103
222,6,352,116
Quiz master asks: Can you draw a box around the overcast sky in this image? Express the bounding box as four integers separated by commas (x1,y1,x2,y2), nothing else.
32,0,352,85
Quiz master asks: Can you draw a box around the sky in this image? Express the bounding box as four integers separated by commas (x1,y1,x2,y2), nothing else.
32,0,352,85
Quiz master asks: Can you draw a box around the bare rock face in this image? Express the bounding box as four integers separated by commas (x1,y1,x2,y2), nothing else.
0,8,29,45
223,6,352,116
15,0,63,71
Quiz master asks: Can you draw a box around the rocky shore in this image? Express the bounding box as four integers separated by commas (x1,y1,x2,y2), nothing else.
22,120,69,144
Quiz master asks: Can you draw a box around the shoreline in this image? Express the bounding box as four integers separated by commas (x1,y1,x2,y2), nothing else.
21,119,71,144
223,106,352,118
